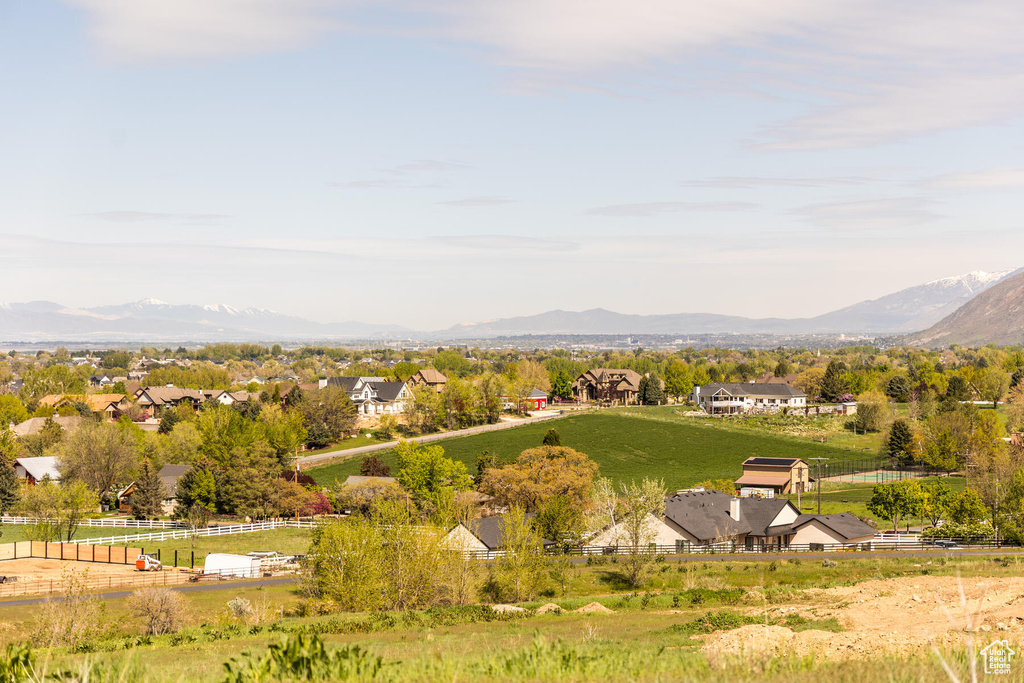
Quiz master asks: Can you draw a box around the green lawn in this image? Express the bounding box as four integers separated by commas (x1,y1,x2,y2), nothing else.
308,407,874,490
0,524,163,544
303,428,393,457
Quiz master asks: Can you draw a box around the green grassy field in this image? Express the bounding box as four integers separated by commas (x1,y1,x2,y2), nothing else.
308,407,878,490
782,476,966,527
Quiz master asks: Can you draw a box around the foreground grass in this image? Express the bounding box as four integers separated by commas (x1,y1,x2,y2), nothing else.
309,408,866,489
3,554,1023,681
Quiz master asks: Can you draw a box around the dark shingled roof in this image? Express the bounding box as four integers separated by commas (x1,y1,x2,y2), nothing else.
766,513,875,541
702,383,806,398
737,497,799,537
326,377,361,391
366,381,408,402
466,513,551,550
158,465,190,496
664,490,749,542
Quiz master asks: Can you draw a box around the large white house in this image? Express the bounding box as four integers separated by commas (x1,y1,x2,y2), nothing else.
692,382,806,415
322,376,413,415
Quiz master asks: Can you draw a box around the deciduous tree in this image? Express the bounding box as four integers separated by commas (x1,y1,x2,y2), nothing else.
478,446,599,511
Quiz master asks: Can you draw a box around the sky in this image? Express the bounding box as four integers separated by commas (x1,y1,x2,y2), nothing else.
2,1,1024,329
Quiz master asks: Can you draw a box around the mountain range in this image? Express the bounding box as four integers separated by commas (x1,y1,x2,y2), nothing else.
908,269,1024,347
0,269,1018,343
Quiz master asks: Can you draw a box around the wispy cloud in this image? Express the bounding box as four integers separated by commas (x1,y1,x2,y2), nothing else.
82,211,230,223
587,201,758,217
438,197,516,207
918,167,1024,190
791,197,941,230
334,158,471,190
680,176,871,189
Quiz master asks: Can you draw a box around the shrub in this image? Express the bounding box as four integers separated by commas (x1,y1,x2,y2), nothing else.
128,588,188,636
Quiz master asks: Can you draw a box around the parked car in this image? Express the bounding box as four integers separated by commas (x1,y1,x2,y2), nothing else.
933,540,961,549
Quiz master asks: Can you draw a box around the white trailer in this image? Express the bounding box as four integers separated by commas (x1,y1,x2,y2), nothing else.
203,553,262,578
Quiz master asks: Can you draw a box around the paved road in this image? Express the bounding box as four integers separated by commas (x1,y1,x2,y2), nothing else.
298,410,574,467
0,576,298,607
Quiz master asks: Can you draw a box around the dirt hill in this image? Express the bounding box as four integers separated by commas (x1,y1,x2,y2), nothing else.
910,268,1024,346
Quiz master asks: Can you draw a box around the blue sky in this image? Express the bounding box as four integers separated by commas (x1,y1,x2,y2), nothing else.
2,1,1024,329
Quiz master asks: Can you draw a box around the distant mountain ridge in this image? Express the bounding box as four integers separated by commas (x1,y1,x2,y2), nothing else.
0,268,1016,342
909,269,1024,346
0,299,410,342
442,269,1020,337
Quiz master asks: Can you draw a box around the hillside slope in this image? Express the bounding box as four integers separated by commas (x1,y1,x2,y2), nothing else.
910,269,1024,346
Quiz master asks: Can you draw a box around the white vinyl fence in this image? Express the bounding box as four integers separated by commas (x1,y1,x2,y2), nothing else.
74,520,316,546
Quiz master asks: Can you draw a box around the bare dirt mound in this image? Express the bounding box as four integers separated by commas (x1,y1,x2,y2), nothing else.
702,574,1024,662
575,602,614,614
536,603,563,614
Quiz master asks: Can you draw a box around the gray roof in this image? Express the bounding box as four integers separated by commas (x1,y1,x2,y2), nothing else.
663,490,749,541
702,383,806,398
326,377,361,391
788,513,875,541
737,497,799,537
744,457,803,467
528,388,549,399
466,513,550,550
366,381,408,402
158,465,190,495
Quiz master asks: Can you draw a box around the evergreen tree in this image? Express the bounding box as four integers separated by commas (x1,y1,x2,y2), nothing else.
131,460,166,520
542,428,562,447
946,375,971,401
885,375,912,402
637,375,665,405
550,371,573,400
0,460,19,515
306,422,332,450
1011,368,1024,389
157,409,180,435
173,465,218,517
884,418,916,467
819,360,848,402
774,359,794,377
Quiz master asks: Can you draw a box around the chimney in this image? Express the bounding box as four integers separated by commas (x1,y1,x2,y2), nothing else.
729,497,741,522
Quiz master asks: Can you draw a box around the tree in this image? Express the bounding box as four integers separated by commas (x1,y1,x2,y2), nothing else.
335,479,410,516
359,454,391,477
305,422,332,450
1004,384,1024,432
0,459,18,515
53,421,141,497
978,367,1010,408
550,371,573,401
867,480,923,531
619,478,667,588
637,375,665,405
946,375,972,401
541,428,562,447
793,368,826,401
535,494,585,547
970,443,1024,531
920,479,954,526
883,419,917,466
376,414,397,440
885,375,912,403
820,360,848,402
478,446,599,511
920,428,962,471
663,361,693,402
128,588,188,636
947,489,987,524
17,479,98,542
131,460,166,520
393,441,472,506
774,359,794,377
491,506,546,603
298,386,357,440
173,465,218,517
0,395,28,427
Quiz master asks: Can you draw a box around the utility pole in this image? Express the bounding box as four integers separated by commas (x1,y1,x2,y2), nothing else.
808,458,829,515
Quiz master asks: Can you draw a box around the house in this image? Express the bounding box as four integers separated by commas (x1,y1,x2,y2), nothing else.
502,388,550,412
159,464,190,504
587,490,872,552
444,513,554,555
324,377,413,415
692,383,806,415
37,393,130,419
13,456,60,484
133,386,220,415
572,369,643,404
11,415,84,438
735,457,811,497
89,375,113,388
408,368,448,393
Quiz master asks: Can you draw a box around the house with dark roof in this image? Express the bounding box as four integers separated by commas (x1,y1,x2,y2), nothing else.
587,490,873,552
444,513,554,556
692,382,806,415
324,377,412,416
736,457,811,497
572,369,643,404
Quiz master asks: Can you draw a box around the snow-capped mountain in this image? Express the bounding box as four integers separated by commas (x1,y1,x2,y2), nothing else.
0,299,410,342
